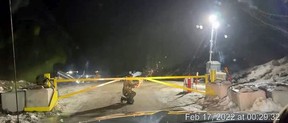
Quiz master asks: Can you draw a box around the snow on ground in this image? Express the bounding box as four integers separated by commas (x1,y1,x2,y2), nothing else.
231,56,288,94
192,56,288,113
155,87,204,111
0,113,36,123
57,83,97,114
1,57,287,122
0,80,60,123
198,95,239,112
0,111,61,123
228,56,288,112
249,97,283,112
38,81,208,122
57,81,206,115
233,56,288,86
0,80,35,93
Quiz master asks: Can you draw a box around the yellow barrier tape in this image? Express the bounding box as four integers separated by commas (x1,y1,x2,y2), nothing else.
55,76,206,83
145,79,215,95
58,76,214,100
145,79,205,94
59,79,122,100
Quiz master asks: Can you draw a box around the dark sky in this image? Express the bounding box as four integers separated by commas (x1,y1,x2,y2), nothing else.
0,0,288,80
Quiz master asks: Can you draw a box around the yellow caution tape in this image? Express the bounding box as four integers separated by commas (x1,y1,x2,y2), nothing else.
145,79,205,94
58,79,122,100
145,79,215,95
59,77,215,100
55,76,206,83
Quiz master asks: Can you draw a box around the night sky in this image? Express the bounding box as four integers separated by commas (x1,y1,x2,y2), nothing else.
0,0,288,81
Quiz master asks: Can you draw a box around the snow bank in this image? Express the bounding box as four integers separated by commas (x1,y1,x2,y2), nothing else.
0,113,42,123
181,104,203,112
0,107,62,123
0,80,35,93
233,56,288,85
155,87,205,111
249,97,282,112
231,56,288,94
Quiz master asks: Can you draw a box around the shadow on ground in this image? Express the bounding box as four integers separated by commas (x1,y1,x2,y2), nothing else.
70,103,128,117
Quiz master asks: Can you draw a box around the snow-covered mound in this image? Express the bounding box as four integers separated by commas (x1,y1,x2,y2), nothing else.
227,56,288,112
0,113,41,123
233,56,288,87
0,111,61,123
249,97,282,112
0,80,35,93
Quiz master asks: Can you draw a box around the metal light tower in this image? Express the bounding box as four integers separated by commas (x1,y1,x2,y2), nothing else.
208,14,220,62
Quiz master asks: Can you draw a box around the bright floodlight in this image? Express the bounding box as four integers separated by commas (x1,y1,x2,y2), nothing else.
209,14,217,23
212,21,220,29
209,14,220,29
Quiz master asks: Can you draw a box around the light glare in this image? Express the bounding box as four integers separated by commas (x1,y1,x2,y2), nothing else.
209,15,217,23
196,25,203,29
199,25,203,29
212,21,220,29
209,14,220,29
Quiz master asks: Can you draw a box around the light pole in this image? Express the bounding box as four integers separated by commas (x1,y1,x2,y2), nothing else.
208,14,220,62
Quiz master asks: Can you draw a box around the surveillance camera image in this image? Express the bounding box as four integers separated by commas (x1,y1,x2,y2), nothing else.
0,0,288,123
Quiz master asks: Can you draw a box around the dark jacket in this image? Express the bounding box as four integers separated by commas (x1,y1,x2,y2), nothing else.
122,80,138,96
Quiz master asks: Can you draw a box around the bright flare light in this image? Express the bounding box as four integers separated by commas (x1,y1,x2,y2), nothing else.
212,21,220,29
209,15,217,23
67,71,73,74
209,14,220,29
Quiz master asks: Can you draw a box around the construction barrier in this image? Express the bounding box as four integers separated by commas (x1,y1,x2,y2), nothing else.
58,79,122,99
24,73,215,112
24,88,58,112
210,69,216,82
